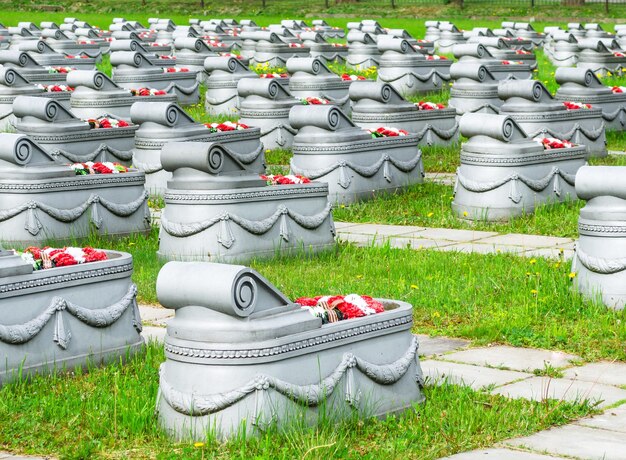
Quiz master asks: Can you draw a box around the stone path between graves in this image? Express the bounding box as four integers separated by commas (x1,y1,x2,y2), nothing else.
138,304,626,460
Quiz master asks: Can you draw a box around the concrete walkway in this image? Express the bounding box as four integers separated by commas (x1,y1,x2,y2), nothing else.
335,222,576,260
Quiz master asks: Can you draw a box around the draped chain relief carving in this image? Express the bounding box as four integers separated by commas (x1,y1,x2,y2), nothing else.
50,143,134,163
455,167,576,204
0,283,140,349
0,192,149,236
158,336,420,417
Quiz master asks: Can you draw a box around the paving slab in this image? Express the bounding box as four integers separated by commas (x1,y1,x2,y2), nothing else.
338,223,427,237
0,454,50,460
436,242,527,255
576,404,626,433
477,233,574,248
492,376,626,408
505,424,626,460
439,346,579,372
425,172,456,186
608,150,626,156
417,335,471,356
389,237,457,250
141,326,167,343
520,248,575,261
563,362,626,387
139,305,174,323
442,448,567,459
336,232,383,246
414,228,499,242
422,360,533,390
333,221,359,230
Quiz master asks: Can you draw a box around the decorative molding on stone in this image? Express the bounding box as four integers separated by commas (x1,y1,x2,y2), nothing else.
49,143,134,162
158,335,421,417
0,175,145,192
0,191,149,236
164,314,413,361
0,283,140,348
291,152,423,189
160,202,334,246
575,246,626,274
455,167,576,203
163,185,330,203
523,121,606,141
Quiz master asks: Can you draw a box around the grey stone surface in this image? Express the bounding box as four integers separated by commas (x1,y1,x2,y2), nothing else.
440,346,579,372
141,326,167,343
422,359,533,389
413,228,499,242
436,242,527,255
442,448,567,459
389,237,455,250
505,424,626,460
493,376,626,408
416,335,470,356
139,305,174,323
339,223,427,237
156,262,424,439
576,404,626,433
521,248,575,261
563,362,626,387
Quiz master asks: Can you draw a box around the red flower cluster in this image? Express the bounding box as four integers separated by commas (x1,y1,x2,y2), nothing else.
301,96,329,105
259,73,289,78
515,50,532,55
417,101,446,110
86,117,130,128
164,67,189,72
204,121,249,132
260,174,311,185
612,86,626,93
370,127,409,137
426,55,447,60
501,60,524,65
131,88,167,96
23,246,108,270
533,136,575,150
563,101,593,110
288,43,305,48
295,295,385,320
341,74,366,81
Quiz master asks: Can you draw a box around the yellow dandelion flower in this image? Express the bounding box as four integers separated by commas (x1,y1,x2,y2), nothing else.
530,289,538,295
568,272,577,279
194,442,205,448
529,259,537,264
410,284,418,289
463,211,468,217
427,212,434,217
433,311,441,318
356,274,363,279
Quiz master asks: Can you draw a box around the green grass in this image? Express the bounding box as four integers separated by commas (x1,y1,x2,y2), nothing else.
0,342,596,459
333,182,584,238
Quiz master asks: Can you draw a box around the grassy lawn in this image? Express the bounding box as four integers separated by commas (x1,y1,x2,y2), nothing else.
0,342,596,459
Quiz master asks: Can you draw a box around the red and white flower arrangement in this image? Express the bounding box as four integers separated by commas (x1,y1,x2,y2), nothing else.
301,96,330,105
18,246,107,270
260,174,311,185
205,40,227,47
84,117,131,129
367,127,409,137
330,43,347,47
45,66,75,74
163,67,189,73
64,54,91,59
219,53,244,59
131,87,168,96
341,73,366,81
533,136,574,150
77,40,97,45
614,52,626,57
70,161,130,175
295,294,385,323
204,121,249,132
563,101,593,110
501,60,524,65
259,73,289,78
612,86,626,93
36,84,74,92
150,42,170,47
416,101,446,110
426,55,448,60
515,50,532,55
288,43,306,48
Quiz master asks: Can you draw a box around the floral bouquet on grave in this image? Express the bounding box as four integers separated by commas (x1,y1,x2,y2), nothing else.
17,246,108,270
70,161,130,175
296,294,385,324
533,136,575,150
260,174,311,185
367,126,409,138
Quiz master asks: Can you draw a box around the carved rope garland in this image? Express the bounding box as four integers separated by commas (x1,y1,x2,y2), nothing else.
160,202,334,248
455,167,576,204
0,283,141,349
0,191,149,236
290,151,423,190
49,143,134,163
524,121,606,142
574,246,626,275
158,335,422,419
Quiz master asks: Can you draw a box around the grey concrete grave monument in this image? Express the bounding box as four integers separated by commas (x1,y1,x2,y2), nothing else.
576,38,626,77
437,23,466,54
131,101,264,195
498,79,607,157
68,70,176,119
0,246,143,386
109,39,175,67
0,50,71,86
310,19,345,39
249,31,309,68
110,51,200,105
350,81,459,146
572,165,626,310
13,95,137,165
554,67,626,131
452,43,532,81
346,30,380,70
20,40,97,70
287,57,351,112
300,31,348,63
377,37,452,97
289,104,424,204
156,261,424,439
157,141,334,262
238,78,301,150
0,133,150,243
467,36,537,70
173,37,218,83
452,113,586,221
204,56,258,116
0,67,44,131
448,62,503,116
545,31,579,67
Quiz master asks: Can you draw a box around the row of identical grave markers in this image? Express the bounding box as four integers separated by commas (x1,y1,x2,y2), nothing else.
0,16,625,441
